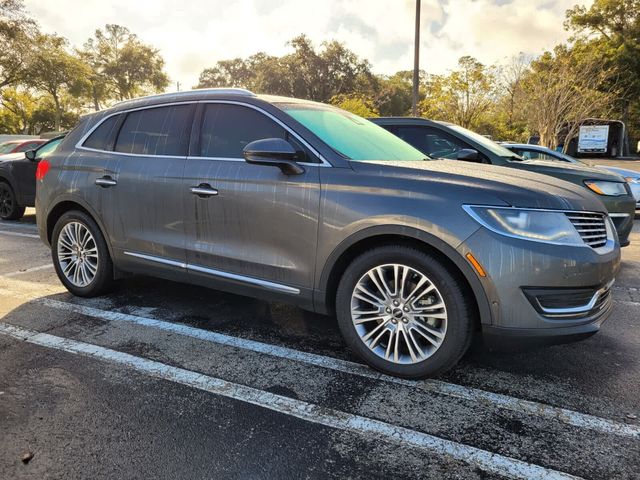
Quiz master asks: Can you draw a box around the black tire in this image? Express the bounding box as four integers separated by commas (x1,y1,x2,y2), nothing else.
336,245,475,379
51,210,114,297
0,181,25,221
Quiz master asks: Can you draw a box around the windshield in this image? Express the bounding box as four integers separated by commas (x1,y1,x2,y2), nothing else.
278,103,426,161
448,124,522,159
36,138,63,159
0,142,18,154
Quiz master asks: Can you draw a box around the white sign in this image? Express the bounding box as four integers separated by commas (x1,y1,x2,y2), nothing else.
578,125,609,153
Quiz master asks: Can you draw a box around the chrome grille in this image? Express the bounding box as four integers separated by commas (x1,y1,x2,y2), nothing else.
565,212,608,248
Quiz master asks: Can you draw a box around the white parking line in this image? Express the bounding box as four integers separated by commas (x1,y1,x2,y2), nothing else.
0,230,39,239
1,264,53,278
0,221,38,230
37,297,640,440
0,322,580,480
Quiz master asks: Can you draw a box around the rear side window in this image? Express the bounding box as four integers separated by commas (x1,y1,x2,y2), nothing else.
115,105,192,156
199,104,286,158
394,126,470,159
83,115,121,151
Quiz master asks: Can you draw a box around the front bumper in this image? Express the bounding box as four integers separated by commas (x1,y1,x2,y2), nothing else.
457,226,620,345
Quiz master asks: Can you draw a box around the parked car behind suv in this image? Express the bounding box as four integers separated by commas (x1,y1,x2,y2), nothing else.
370,118,636,246
501,143,640,213
36,89,620,378
0,138,46,155
0,135,64,220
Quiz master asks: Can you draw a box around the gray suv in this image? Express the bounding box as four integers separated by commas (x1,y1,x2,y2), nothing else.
36,89,620,378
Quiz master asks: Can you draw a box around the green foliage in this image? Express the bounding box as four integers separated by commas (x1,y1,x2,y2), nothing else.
329,94,379,117
80,24,170,104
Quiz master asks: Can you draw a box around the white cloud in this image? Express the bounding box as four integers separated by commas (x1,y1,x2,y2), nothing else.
24,0,592,90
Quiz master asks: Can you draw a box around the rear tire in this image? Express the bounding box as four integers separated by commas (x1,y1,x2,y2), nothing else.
0,182,25,221
336,245,474,379
51,210,114,297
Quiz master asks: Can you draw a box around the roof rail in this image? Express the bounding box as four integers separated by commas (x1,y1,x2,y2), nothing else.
114,88,256,107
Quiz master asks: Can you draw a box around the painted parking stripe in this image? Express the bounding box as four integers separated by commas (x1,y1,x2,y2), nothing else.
0,221,38,230
1,264,53,278
0,322,581,480
0,230,39,239
37,297,640,440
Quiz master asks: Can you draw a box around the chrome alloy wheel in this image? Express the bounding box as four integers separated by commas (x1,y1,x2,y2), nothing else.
57,221,99,287
350,264,448,364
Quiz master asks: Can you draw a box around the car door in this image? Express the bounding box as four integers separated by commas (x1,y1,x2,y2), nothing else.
99,103,194,279
183,102,321,300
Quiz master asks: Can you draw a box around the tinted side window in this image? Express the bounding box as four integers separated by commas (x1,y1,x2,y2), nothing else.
115,105,192,156
395,126,470,159
199,104,287,158
83,115,121,151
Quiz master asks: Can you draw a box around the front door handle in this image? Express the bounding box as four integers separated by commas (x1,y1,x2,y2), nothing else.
190,183,218,198
95,176,117,187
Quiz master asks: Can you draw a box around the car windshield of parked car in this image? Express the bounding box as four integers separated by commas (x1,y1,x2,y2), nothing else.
448,125,523,160
36,138,63,159
279,103,427,161
0,142,18,154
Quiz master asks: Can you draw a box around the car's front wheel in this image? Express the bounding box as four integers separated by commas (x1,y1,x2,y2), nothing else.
0,182,25,221
336,245,475,379
51,210,114,297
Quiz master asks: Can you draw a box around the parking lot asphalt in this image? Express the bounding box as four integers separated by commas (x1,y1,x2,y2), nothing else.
0,209,638,479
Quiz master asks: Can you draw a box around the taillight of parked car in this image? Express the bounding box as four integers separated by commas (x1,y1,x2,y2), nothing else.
35,160,50,181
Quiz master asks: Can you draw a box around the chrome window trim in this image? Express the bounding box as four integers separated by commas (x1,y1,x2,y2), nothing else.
462,204,615,252
123,251,300,295
75,99,332,167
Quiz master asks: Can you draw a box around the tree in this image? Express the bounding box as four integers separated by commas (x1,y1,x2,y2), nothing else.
520,46,620,150
330,94,379,117
196,35,374,103
0,87,37,133
419,56,496,130
27,34,90,131
80,24,169,105
0,0,36,89
565,0,640,149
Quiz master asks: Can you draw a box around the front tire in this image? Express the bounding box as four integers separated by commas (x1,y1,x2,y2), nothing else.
51,210,114,297
0,182,25,221
336,245,474,379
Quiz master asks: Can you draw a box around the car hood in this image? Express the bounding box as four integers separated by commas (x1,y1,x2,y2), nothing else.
0,152,24,162
600,166,640,179
511,159,627,182
356,159,607,212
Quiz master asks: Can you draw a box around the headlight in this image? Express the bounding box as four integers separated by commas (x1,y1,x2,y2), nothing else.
463,205,584,245
624,176,640,184
584,180,628,196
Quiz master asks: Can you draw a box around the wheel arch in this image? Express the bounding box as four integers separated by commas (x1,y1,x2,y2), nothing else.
45,197,115,260
315,225,492,327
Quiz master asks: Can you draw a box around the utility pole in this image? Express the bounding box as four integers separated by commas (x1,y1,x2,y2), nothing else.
412,0,421,117
176,81,181,92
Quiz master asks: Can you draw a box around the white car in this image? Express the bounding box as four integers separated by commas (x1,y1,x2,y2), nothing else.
502,143,640,213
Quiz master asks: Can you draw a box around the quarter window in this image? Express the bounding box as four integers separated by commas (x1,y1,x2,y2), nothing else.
83,114,121,151
115,105,192,156
198,104,310,161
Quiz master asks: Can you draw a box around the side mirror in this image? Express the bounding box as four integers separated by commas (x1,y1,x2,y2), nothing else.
243,138,305,175
456,149,480,162
25,149,37,161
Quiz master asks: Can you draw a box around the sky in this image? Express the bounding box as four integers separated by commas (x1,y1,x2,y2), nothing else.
25,0,592,91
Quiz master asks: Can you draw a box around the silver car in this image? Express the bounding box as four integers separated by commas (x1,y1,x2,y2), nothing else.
503,143,640,213
35,89,620,378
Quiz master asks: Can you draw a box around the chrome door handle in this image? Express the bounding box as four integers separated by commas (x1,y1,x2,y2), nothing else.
190,184,218,197
95,176,117,187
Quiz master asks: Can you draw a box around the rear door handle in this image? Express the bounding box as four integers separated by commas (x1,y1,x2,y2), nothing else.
190,183,218,198
95,176,117,187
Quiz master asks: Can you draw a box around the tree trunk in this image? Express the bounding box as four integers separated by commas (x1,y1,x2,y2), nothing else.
53,93,61,132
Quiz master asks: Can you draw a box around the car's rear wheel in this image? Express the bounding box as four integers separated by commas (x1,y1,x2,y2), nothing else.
336,245,474,379
51,210,114,297
0,182,25,221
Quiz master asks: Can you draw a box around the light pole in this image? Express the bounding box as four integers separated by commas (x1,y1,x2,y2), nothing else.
412,0,421,117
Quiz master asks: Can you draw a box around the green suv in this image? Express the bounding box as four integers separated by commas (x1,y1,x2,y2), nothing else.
371,118,636,246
